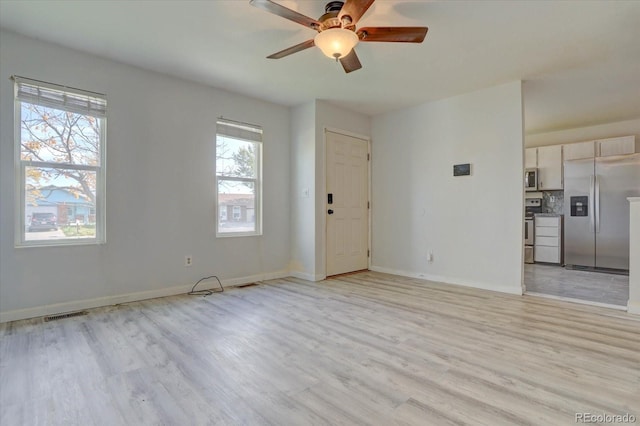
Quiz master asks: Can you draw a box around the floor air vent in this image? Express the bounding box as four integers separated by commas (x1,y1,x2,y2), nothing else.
236,283,259,289
44,310,88,322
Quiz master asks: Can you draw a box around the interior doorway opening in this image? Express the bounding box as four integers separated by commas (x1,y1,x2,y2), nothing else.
522,145,635,309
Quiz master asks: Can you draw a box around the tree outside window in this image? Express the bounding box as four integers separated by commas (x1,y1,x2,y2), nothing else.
215,119,262,237
15,77,106,245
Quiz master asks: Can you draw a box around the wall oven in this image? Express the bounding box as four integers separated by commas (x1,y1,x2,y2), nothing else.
524,168,538,191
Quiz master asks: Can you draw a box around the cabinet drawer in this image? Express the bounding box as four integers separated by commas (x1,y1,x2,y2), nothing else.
535,217,560,227
536,236,559,247
536,226,559,237
535,245,561,263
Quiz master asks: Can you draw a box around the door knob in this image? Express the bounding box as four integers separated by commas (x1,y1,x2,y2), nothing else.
328,209,334,215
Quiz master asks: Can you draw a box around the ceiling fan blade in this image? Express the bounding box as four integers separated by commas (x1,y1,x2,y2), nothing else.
338,0,375,26
357,27,428,43
339,49,363,73
250,0,320,30
267,39,315,59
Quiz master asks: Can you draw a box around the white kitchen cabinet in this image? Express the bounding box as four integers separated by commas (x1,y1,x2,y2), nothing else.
536,145,563,190
597,136,636,157
527,135,635,191
525,148,537,169
534,215,563,264
535,246,561,264
563,141,595,161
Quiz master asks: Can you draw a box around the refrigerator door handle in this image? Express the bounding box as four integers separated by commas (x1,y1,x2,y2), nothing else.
589,175,595,232
595,174,600,233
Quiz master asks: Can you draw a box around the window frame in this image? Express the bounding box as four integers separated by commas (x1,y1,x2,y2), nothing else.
215,119,262,238
14,77,107,247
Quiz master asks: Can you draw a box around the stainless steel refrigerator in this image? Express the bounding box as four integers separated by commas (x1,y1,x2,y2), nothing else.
564,153,640,271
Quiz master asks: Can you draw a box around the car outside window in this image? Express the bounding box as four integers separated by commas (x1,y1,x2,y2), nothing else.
14,76,106,246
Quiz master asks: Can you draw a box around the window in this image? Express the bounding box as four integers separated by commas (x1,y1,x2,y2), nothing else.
232,205,241,221
14,76,106,246
215,118,262,236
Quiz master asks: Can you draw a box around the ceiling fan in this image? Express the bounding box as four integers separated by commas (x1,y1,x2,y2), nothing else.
249,0,428,73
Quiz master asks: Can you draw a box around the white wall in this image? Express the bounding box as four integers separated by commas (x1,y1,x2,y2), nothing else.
628,198,640,315
288,100,371,280
371,81,524,294
290,101,316,279
525,118,640,151
0,30,526,321
0,30,291,321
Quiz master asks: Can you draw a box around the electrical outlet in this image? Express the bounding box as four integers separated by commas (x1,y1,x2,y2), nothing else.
185,256,192,267
427,252,434,263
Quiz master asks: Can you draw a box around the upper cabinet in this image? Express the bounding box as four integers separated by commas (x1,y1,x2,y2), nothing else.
536,145,563,190
563,141,595,161
525,148,537,169
597,136,636,157
526,135,636,192
524,146,563,190
563,136,636,161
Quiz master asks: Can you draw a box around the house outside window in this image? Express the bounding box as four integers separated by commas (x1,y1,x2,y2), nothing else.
215,118,262,237
14,76,106,246
232,205,241,220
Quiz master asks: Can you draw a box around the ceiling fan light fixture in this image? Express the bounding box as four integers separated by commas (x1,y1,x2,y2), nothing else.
314,28,359,60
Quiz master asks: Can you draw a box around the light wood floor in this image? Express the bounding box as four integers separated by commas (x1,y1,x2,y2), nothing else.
1,271,639,425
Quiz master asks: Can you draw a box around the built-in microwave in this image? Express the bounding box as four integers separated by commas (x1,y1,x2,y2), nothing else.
524,168,538,191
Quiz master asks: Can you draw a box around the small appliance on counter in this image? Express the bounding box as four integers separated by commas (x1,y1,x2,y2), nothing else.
524,198,542,263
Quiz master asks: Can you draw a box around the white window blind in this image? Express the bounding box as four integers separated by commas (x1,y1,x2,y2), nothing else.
13,76,107,118
216,118,262,143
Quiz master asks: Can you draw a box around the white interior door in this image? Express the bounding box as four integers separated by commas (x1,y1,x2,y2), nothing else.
326,130,369,276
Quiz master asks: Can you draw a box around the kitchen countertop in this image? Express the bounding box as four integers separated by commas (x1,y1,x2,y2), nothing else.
534,213,563,217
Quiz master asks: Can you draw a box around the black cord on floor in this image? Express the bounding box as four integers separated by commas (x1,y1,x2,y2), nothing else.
188,275,224,296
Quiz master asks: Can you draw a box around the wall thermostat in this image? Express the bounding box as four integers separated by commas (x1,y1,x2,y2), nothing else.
453,163,471,176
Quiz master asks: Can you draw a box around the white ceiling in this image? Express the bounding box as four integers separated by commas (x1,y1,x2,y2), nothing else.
1,0,639,134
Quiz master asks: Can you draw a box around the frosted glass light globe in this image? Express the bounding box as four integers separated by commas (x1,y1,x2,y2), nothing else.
314,28,359,59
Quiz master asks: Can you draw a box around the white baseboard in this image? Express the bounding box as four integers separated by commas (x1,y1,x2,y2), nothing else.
289,271,326,282
0,269,290,323
0,266,527,323
369,265,523,296
628,301,640,315
222,269,290,286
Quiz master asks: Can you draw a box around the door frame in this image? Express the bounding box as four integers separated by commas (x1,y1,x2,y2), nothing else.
322,127,372,278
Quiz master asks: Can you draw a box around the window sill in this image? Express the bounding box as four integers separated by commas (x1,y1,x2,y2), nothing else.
215,232,262,238
15,238,106,248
